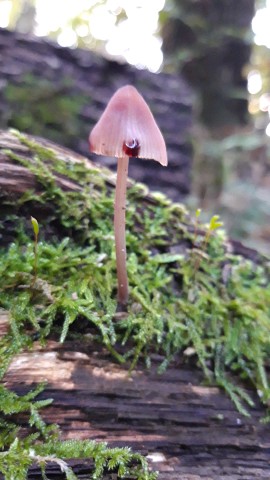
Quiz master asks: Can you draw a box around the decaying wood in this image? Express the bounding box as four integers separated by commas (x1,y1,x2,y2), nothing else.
1,130,270,479
0,129,103,194
1,308,270,480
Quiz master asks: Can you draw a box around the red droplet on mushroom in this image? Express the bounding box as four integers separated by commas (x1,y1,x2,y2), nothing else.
89,85,167,166
123,138,140,157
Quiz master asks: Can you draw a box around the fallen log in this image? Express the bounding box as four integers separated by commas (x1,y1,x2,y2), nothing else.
1,129,270,480
2,310,270,480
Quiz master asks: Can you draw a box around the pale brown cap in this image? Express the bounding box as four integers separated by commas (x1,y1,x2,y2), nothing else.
89,85,167,166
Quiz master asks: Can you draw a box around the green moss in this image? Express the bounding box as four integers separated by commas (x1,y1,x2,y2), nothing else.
1,130,270,478
3,74,89,148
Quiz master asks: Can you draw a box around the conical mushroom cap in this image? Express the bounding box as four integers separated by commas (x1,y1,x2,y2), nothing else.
89,85,167,166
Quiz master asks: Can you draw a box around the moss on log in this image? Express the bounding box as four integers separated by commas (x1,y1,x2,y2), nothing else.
0,129,270,480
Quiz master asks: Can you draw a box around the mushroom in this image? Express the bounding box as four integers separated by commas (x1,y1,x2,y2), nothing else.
89,85,167,306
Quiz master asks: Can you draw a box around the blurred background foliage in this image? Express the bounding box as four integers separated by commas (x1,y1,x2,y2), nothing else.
0,0,270,253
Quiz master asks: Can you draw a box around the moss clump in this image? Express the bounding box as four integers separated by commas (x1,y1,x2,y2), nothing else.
0,130,270,478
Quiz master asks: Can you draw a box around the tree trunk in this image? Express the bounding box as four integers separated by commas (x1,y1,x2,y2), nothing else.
162,0,255,127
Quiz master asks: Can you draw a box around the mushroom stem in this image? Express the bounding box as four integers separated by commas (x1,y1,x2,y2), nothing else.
114,156,129,305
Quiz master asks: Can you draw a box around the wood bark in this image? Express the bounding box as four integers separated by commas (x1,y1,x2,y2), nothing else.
2,309,270,480
1,130,270,479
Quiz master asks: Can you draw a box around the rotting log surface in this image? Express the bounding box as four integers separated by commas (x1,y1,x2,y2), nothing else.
1,131,270,479
2,309,270,480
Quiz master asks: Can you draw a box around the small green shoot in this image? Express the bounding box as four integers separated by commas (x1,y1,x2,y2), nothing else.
202,214,224,253
30,216,39,286
194,213,224,276
194,207,202,244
